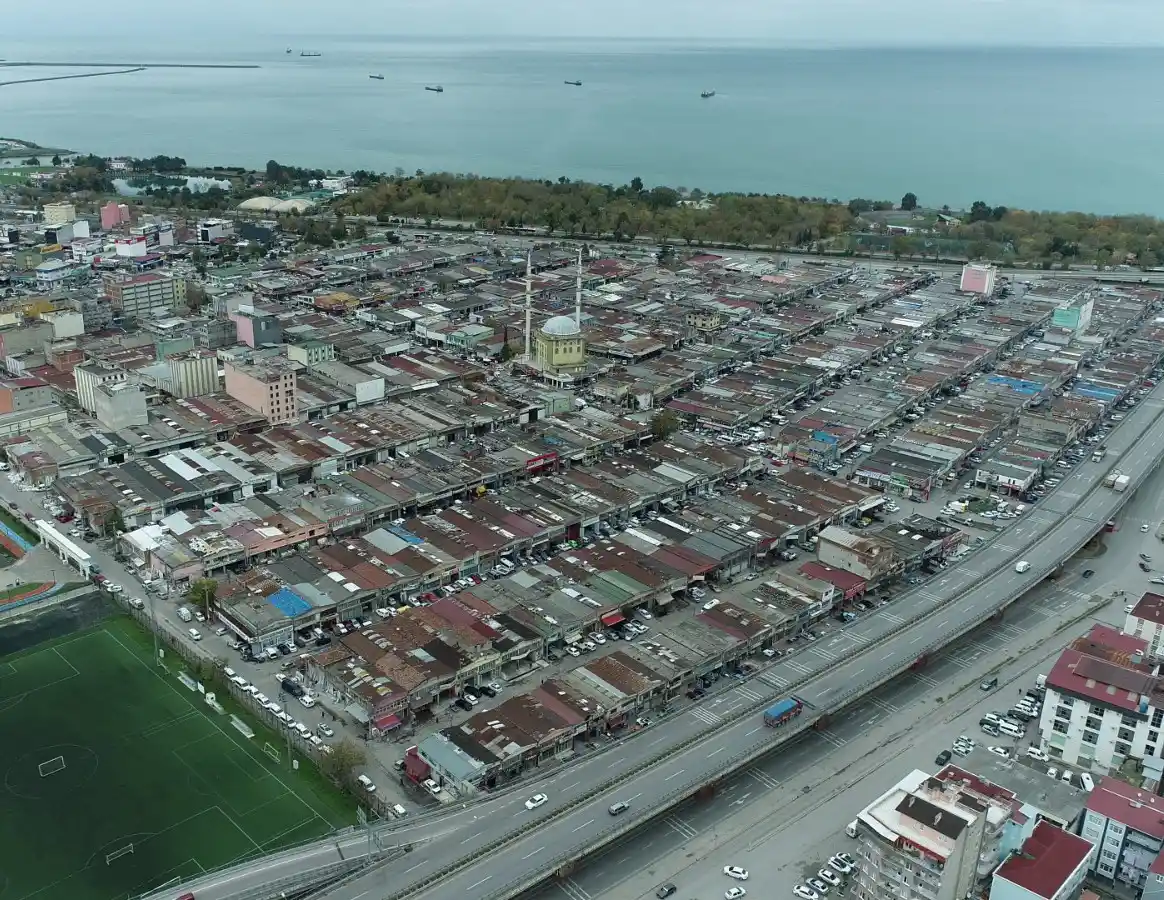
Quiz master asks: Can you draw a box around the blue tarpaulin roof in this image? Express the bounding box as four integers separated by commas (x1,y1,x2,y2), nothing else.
268,587,311,618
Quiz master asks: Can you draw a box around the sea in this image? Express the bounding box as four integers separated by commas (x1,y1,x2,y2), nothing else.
2,35,1162,215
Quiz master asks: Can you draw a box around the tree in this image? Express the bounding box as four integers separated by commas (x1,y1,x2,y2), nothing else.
51,154,61,167
185,281,208,313
900,192,918,211
186,578,218,619
968,200,992,223
650,409,681,440
629,176,644,193
320,737,366,785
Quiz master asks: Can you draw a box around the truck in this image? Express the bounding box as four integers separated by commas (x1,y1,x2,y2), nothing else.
176,606,193,622
1103,470,1122,489
763,696,804,727
1092,447,1107,462
1113,474,1131,492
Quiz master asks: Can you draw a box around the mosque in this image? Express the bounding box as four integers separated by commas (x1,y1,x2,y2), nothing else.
522,250,590,387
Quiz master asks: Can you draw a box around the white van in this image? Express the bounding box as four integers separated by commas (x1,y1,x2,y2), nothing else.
845,820,858,838
1080,772,1095,792
391,803,408,818
177,606,193,622
357,774,377,793
1015,560,1031,573
999,720,1024,738
299,695,316,708
188,628,202,641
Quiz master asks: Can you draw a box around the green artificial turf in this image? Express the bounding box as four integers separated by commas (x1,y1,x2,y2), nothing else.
0,615,357,900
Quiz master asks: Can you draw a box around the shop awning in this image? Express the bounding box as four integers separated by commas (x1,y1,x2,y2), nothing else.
374,713,401,731
600,611,625,627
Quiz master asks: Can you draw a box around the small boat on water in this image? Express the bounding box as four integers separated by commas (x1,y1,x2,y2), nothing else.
300,51,321,57
285,48,292,54
424,85,444,93
564,79,582,86
369,74,384,80
700,90,716,98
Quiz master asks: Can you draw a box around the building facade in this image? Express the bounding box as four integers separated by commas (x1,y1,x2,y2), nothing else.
1081,776,1164,888
74,364,128,414
224,359,298,424
102,272,187,320
42,202,76,226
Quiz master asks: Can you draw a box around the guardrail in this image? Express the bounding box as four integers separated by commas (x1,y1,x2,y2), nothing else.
395,400,1164,900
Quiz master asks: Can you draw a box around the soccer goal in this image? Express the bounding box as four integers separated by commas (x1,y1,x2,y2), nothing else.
38,755,65,777
105,844,134,865
262,742,280,764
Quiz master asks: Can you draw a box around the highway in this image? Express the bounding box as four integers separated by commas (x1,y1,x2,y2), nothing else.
144,381,1164,900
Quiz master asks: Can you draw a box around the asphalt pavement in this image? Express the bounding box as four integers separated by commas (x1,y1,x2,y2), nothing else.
135,382,1164,900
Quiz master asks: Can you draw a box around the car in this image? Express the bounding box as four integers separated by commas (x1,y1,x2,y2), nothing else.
422,778,442,795
566,646,581,657
525,793,548,810
987,746,1011,758
834,852,856,869
806,878,830,895
1082,569,1095,578
317,723,334,738
1152,577,1164,585
1141,562,1152,572
608,801,630,815
980,677,999,691
1142,553,1153,562
478,684,498,698
455,697,473,712
828,856,853,875
794,887,821,900
656,885,677,899
580,641,596,652
726,889,747,900
724,866,749,881
1047,767,1059,779
635,717,652,728
817,869,841,887
1026,746,1049,762
589,632,607,644
935,749,952,765
702,599,721,611
1143,524,1152,533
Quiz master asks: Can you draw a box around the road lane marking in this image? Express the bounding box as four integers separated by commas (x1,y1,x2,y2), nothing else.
571,819,594,833
664,769,686,781
404,861,427,873
460,831,482,845
708,746,725,757
745,727,761,736
467,876,493,891
880,652,894,660
563,781,580,790
521,846,544,860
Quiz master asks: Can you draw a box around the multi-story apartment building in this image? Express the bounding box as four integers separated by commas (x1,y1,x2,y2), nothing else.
74,363,128,415
1038,624,1163,773
223,358,298,425
1124,592,1164,659
102,272,186,320
853,767,1010,900
991,820,1093,900
42,202,76,225
1081,775,1164,889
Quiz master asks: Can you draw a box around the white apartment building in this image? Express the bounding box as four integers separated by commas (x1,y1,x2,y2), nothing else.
42,201,76,225
1081,775,1164,888
991,820,1093,900
853,768,1009,900
1125,592,1164,659
74,363,128,415
1038,624,1164,773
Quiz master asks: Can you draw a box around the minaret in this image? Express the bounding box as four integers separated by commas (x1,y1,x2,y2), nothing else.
574,248,583,328
523,251,532,361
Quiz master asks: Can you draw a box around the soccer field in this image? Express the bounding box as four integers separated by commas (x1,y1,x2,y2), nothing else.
0,616,357,900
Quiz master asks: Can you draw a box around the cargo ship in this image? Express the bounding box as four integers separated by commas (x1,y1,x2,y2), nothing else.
369,74,384,80
424,85,444,93
700,90,715,98
564,80,582,86
300,51,321,57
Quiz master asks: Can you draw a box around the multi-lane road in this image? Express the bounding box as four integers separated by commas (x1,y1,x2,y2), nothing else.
146,382,1164,900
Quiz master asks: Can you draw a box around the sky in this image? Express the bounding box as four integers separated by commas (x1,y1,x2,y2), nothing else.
16,0,1164,45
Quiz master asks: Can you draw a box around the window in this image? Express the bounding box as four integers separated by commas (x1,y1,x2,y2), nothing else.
1151,745,1158,757
1115,742,1132,757
1083,730,1099,745
1060,696,1075,707
1056,706,1073,721
1152,708,1163,728
1103,849,1118,861
1122,715,1139,729
1151,730,1160,744
1087,716,1103,731
1119,727,1135,742
1053,720,1069,734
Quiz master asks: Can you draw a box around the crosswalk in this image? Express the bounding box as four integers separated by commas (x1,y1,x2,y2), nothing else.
691,706,722,726
815,729,848,749
866,696,899,714
879,611,908,625
736,686,766,703
809,645,843,662
760,671,790,689
745,767,781,789
557,878,592,900
665,814,699,839
784,659,816,676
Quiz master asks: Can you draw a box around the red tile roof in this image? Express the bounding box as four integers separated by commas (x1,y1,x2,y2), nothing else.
1132,591,1164,627
1046,624,1154,713
799,561,867,594
994,821,1092,900
1087,776,1164,838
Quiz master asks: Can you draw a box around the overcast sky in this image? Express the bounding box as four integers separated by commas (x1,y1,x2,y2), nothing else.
19,0,1164,45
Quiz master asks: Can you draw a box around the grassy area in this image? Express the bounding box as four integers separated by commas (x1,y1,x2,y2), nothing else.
0,615,357,900
0,166,53,185
0,505,40,545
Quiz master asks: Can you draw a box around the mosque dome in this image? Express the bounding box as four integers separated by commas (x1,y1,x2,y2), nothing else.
541,315,581,337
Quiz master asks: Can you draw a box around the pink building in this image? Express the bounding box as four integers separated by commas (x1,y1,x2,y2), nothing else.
100,202,131,231
224,359,298,425
960,263,997,296
230,309,282,349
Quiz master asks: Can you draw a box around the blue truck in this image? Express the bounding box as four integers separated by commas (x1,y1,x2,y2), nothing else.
763,696,804,727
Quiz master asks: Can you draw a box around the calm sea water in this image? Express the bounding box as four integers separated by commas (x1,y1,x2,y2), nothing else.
2,36,1162,215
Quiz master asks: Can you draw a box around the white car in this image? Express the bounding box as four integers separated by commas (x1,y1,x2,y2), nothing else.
1026,746,1049,762
818,869,841,887
566,646,581,657
589,632,607,645
702,599,721,611
827,856,853,875
987,746,1011,758
726,889,747,900
423,778,442,795
1143,524,1151,532
525,793,548,810
794,887,821,900
724,866,749,881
